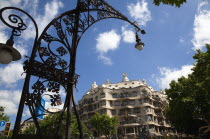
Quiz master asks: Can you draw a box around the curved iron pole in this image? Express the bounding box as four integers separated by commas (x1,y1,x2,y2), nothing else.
0,7,41,139
65,4,84,138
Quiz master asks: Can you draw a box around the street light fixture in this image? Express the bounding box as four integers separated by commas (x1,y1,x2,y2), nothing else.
0,0,146,139
135,29,146,51
0,38,21,64
135,33,144,51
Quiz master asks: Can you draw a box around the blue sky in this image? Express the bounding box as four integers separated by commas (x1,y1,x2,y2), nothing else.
0,0,210,129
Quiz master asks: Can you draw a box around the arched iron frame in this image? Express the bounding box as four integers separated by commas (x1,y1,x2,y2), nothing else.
0,0,145,138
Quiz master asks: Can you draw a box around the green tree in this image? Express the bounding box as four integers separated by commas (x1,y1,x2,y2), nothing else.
89,112,119,139
23,112,91,138
70,114,91,138
153,0,187,7
0,113,9,122
165,44,210,135
22,124,36,135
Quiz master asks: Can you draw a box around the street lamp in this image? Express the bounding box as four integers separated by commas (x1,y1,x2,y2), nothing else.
135,33,144,51
0,0,146,139
0,37,21,64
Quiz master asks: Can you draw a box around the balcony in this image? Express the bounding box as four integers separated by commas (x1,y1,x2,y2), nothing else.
120,119,139,125
155,112,163,117
83,98,94,105
158,121,164,126
152,96,161,102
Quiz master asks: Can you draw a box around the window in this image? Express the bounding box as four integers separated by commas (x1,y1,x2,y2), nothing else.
118,94,121,98
121,93,126,98
94,104,98,109
112,93,117,98
114,101,120,106
144,99,149,103
122,101,128,106
142,91,147,96
124,92,131,97
110,101,113,106
100,109,106,114
95,96,98,101
134,108,140,113
129,100,136,105
100,93,105,98
146,107,150,112
126,128,134,133
139,99,142,104
147,116,152,121
119,109,126,115
111,110,116,115
100,101,106,106
84,99,88,104
132,91,137,97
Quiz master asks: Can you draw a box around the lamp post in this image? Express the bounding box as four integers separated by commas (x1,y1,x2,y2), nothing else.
0,0,146,138
0,32,21,64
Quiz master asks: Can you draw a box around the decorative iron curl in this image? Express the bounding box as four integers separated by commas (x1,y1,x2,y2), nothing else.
8,14,27,30
0,7,38,40
25,78,67,114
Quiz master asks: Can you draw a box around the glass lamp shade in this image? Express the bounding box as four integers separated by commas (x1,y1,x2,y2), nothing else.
0,48,13,64
0,43,21,64
135,42,144,51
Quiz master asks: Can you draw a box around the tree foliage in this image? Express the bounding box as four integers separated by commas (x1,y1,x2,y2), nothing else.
153,0,187,7
23,112,91,138
89,112,119,138
0,113,9,122
165,44,210,135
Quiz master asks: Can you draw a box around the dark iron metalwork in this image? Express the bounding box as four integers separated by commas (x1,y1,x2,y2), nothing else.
0,0,145,138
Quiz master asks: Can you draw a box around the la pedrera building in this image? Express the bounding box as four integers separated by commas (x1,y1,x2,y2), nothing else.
78,73,176,138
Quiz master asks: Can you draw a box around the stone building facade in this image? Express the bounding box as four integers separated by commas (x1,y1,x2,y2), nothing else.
78,73,176,138
20,120,35,132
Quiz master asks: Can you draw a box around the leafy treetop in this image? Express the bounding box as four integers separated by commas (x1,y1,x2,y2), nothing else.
153,0,187,7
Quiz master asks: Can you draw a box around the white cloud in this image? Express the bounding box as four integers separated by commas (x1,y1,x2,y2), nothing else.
0,0,22,9
127,0,151,26
0,62,25,87
192,1,210,50
14,44,28,57
23,0,64,40
156,65,193,89
0,90,21,115
179,38,184,43
96,30,121,65
0,32,8,43
98,55,112,65
121,26,135,43
96,30,121,53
